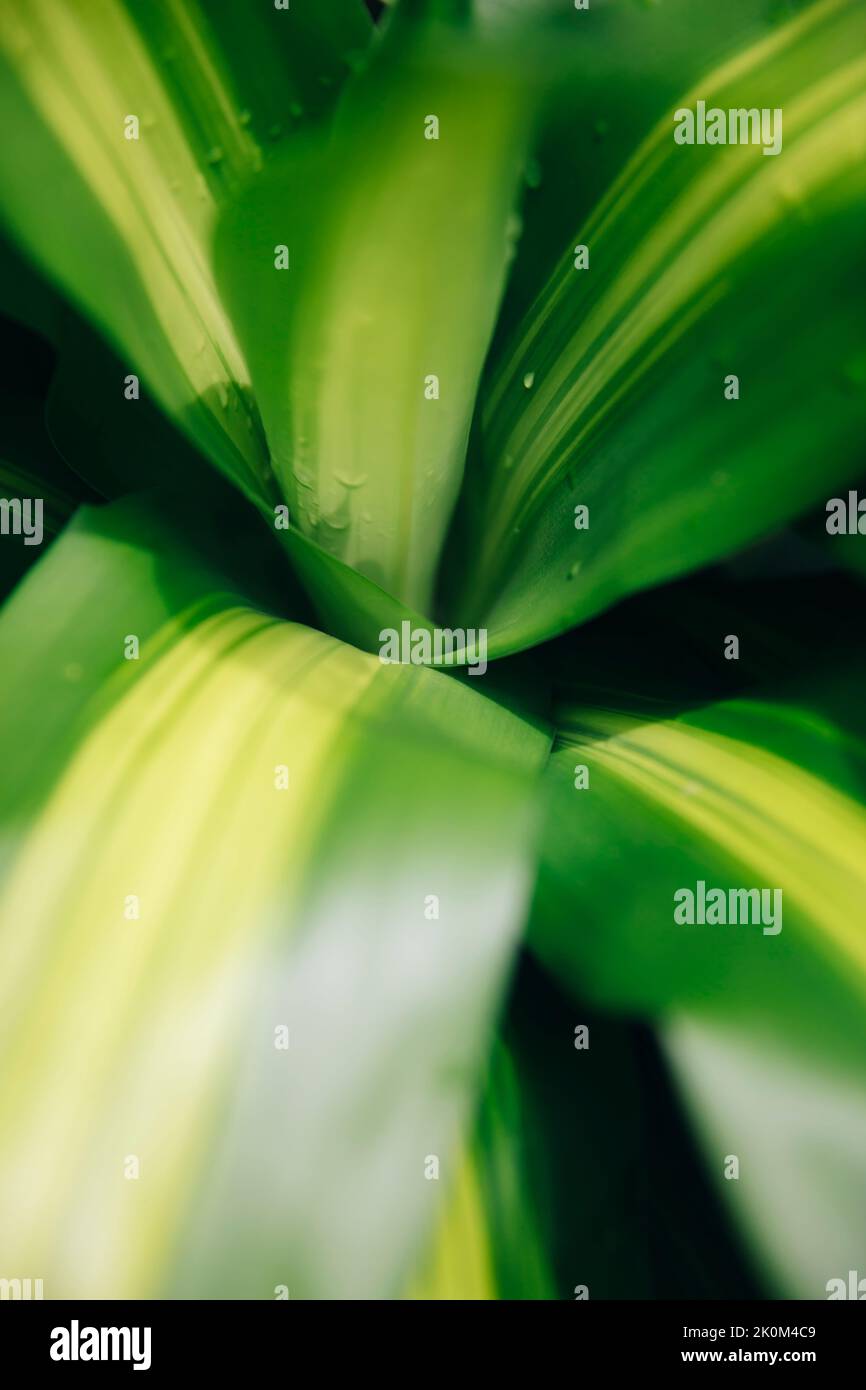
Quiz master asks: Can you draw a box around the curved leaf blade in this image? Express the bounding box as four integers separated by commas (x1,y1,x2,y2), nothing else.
0,1,371,508
0,495,549,1298
454,0,866,656
217,23,540,611
666,1015,866,1297
530,634,866,1291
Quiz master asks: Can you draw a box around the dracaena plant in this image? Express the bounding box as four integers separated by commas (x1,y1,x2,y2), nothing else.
0,0,864,1300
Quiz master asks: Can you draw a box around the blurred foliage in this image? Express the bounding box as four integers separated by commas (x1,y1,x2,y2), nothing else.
0,0,864,1298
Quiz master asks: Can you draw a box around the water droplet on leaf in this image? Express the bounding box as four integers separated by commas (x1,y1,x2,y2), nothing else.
504,211,523,262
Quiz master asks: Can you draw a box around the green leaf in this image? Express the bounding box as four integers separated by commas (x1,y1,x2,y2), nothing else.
412,953,764,1299
216,21,540,612
406,1041,554,1299
502,961,763,1299
474,1,779,349
665,1014,866,1297
530,594,866,1292
0,1,371,510
0,493,549,1298
145,0,373,145
452,0,866,656
276,520,438,658
473,0,580,27
535,695,866,1031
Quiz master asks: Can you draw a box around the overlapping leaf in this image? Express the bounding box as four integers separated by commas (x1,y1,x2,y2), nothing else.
216,17,541,613
0,0,372,511
0,0,863,1306
0,494,549,1298
529,579,866,1293
452,0,866,657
